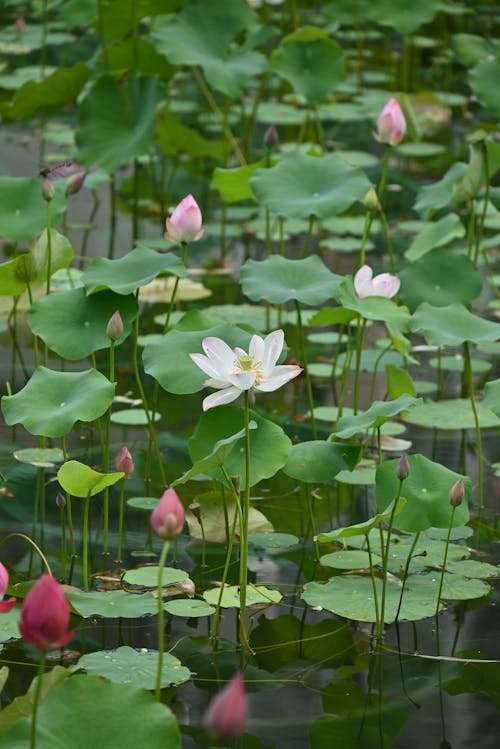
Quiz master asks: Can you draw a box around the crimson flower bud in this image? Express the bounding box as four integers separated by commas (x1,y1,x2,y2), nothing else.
65,170,87,196
115,447,134,478
106,310,123,341
204,671,248,741
449,479,465,507
396,454,410,481
0,562,16,614
150,488,185,540
19,574,74,650
41,176,55,202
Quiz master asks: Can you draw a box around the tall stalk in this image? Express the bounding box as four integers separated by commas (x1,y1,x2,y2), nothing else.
295,300,317,439
463,341,483,508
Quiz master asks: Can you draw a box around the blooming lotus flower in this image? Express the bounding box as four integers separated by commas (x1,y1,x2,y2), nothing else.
354,265,400,299
376,98,406,146
190,329,302,411
204,672,248,741
150,488,185,540
19,574,73,650
0,562,16,614
164,194,204,243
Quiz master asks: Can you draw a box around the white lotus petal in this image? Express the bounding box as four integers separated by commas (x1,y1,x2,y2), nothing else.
226,371,255,390
189,353,221,380
354,265,373,296
233,347,247,358
202,386,241,411
257,364,302,392
261,329,284,374
202,336,236,376
248,334,265,365
205,377,232,388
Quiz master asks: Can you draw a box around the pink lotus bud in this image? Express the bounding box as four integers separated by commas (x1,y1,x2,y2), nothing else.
65,170,87,196
449,479,465,507
150,488,185,540
19,574,74,650
106,310,123,341
15,17,26,36
56,492,66,509
164,194,204,244
115,447,134,478
204,671,248,741
354,264,400,299
0,562,16,614
376,98,406,146
264,124,279,148
396,454,410,481
41,176,55,202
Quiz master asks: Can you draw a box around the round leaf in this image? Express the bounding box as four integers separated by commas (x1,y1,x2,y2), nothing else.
57,461,124,497
0,178,66,242
320,550,382,569
67,590,158,618
282,440,362,483
75,646,191,689
1,367,114,437
122,566,189,588
13,448,64,467
163,599,215,617
82,248,187,295
402,398,500,430
399,249,482,311
410,302,500,345
203,585,282,609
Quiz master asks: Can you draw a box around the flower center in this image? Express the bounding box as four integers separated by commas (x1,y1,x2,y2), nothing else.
235,354,264,386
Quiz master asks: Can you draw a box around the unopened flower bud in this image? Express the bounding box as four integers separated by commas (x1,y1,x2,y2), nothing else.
0,561,16,613
65,170,87,196
15,17,26,36
19,574,74,650
231,476,242,495
189,501,202,523
363,187,379,211
164,194,204,244
150,488,185,540
375,97,406,146
56,492,66,509
263,124,279,149
106,310,123,341
203,671,248,741
449,479,465,507
41,176,55,202
396,454,410,481
115,447,134,478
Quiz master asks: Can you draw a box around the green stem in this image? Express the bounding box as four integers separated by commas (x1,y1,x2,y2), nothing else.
116,479,126,565
463,341,483,509
30,651,47,749
435,507,456,617
82,492,91,591
238,392,252,652
155,539,170,700
295,300,317,439
365,532,380,631
377,146,391,203
377,481,404,643
61,435,76,559
379,208,395,273
359,211,374,268
394,531,421,624
305,484,319,560
102,340,115,555
353,317,367,415
108,175,117,259
300,215,315,259
45,207,52,296
473,142,490,266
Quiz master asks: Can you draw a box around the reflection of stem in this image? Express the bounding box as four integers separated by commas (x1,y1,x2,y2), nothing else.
30,650,46,749
377,480,404,643
435,506,456,617
394,531,420,624
365,533,380,630
155,539,170,700
295,300,317,439
463,341,483,509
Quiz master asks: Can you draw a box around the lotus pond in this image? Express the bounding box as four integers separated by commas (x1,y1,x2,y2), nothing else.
0,1,499,747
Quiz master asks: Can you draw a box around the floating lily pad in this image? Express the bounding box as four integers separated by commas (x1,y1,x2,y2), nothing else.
398,142,447,158
75,645,191,689
67,590,158,618
163,599,215,618
122,567,189,589
240,255,342,306
13,448,64,467
126,497,159,511
403,398,500,430
483,379,500,417
203,585,282,609
282,440,362,483
2,368,114,437
248,533,300,552
429,356,491,373
29,288,138,359
83,249,187,295
250,150,371,219
320,550,382,569
0,607,21,643
110,410,160,425
446,560,499,579
335,462,377,485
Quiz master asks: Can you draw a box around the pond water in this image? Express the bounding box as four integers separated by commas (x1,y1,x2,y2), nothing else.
0,1,499,748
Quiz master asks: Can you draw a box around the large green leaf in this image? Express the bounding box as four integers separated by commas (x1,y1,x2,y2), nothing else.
1,368,114,437
76,74,162,172
282,440,362,483
211,160,267,203
403,398,500,430
185,490,272,543
483,379,500,417
404,213,465,261
67,590,158,618
189,406,291,487
0,179,66,242
29,288,138,359
271,26,345,103
250,151,371,219
82,248,186,295
333,395,420,439
0,675,181,749
368,0,440,34
143,323,252,394
399,250,483,311
95,0,181,42
203,585,282,608
173,424,256,485
469,56,500,117
375,454,470,532
75,646,191,689
0,229,73,296
338,277,410,330
414,162,468,218
57,461,124,498
410,302,500,345
240,255,342,306
2,63,90,120
156,107,224,160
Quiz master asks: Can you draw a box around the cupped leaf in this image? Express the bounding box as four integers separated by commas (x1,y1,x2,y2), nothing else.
189,406,291,488
83,248,186,295
1,368,114,437
29,288,138,359
333,395,420,439
76,74,162,172
271,26,345,103
399,250,483,311
143,323,252,394
410,302,500,345
173,424,257,485
317,497,406,543
338,277,410,331
3,63,90,121
414,162,468,218
211,159,267,203
404,213,465,262
0,675,181,749
240,255,342,306
0,229,74,297
156,107,224,160
282,440,362,483
75,646,191,689
375,454,470,532
0,180,66,243
57,461,123,497
250,151,371,219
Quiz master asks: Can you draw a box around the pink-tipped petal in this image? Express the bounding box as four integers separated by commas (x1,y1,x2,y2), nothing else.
257,364,302,392
0,597,16,613
248,335,265,365
226,371,256,390
203,387,241,411
261,329,284,374
190,352,224,380
354,265,373,296
202,337,237,376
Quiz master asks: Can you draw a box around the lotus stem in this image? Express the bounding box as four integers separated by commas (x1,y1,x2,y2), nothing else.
295,300,317,439
155,539,170,700
30,650,46,749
